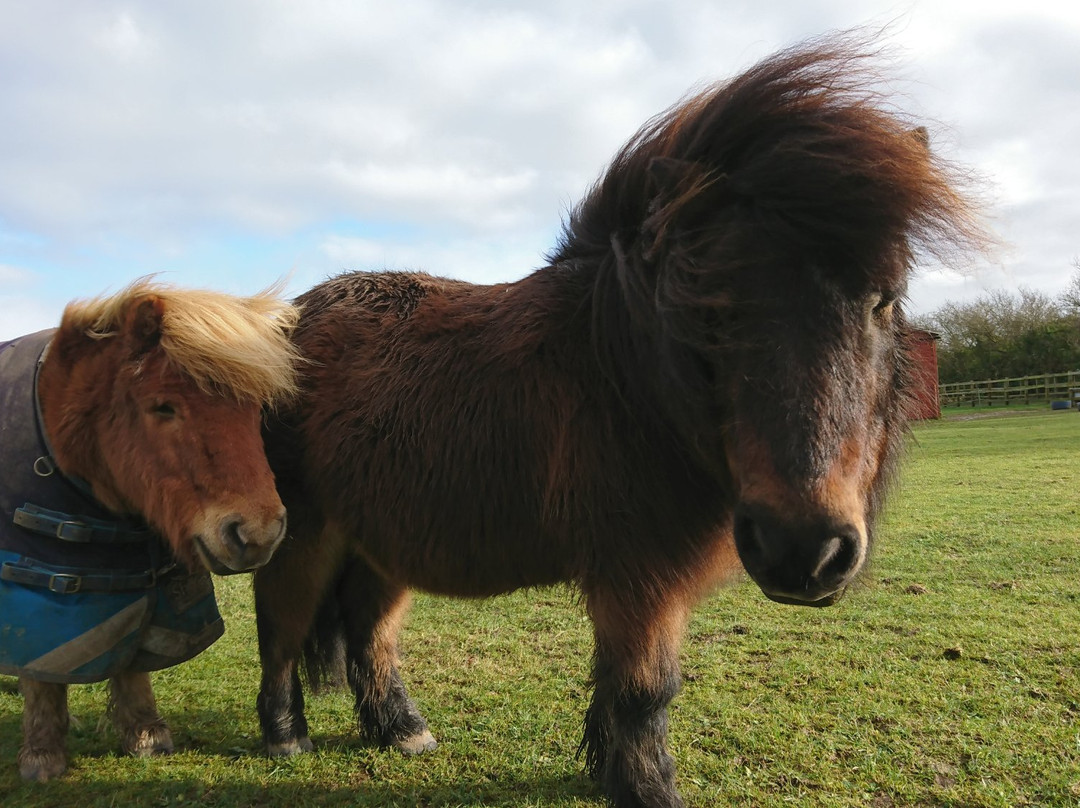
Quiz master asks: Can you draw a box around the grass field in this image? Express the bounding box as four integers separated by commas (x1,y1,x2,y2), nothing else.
2,409,1078,807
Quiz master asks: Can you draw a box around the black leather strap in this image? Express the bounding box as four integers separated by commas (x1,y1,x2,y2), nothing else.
13,503,152,544
0,558,170,594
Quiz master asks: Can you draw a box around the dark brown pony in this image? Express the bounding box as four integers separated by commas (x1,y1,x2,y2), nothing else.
5,279,300,781
254,40,983,808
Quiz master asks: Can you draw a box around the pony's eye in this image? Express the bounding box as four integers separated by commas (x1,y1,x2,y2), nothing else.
871,292,897,317
150,402,177,418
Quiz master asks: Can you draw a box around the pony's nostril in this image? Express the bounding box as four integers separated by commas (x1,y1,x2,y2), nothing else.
222,517,246,555
811,536,843,578
812,530,860,586
734,506,864,603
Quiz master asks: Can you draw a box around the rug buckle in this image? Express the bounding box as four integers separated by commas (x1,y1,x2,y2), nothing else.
47,573,82,594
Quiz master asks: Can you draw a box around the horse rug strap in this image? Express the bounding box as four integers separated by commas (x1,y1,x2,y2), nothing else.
0,331,224,684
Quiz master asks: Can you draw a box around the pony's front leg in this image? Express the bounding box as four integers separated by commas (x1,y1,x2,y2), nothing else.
255,583,315,757
254,523,344,756
109,670,173,757
581,587,690,808
17,677,69,781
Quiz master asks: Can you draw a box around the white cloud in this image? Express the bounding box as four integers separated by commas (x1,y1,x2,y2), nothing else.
320,161,539,230
94,11,153,62
320,231,550,285
0,0,1078,328
0,264,35,285
0,295,61,341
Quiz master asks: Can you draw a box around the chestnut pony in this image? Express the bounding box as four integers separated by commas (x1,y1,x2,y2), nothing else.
1,279,299,781
254,41,982,807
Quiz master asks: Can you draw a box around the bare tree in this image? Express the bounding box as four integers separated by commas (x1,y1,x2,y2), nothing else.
920,282,1080,382
1063,259,1080,312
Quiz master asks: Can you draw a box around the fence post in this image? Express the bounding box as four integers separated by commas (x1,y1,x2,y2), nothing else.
940,371,1080,409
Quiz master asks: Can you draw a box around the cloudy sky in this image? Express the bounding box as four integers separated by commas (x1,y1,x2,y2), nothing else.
2,1,1077,339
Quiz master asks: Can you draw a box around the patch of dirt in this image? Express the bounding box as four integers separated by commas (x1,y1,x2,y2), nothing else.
930,760,958,789
943,408,1065,422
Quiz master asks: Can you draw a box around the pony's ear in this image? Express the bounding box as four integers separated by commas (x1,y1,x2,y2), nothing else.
910,126,930,150
127,296,166,355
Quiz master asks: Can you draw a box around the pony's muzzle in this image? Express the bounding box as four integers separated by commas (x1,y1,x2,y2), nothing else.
733,506,865,606
196,509,288,575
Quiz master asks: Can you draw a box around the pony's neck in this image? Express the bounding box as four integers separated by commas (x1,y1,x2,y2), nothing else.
36,334,124,513
552,245,731,484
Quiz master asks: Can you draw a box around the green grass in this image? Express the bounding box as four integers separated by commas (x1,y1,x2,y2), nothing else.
2,410,1079,806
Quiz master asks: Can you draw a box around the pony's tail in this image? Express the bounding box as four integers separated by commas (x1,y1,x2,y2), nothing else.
301,590,349,693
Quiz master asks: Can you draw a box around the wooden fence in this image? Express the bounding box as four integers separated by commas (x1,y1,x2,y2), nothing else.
939,371,1080,408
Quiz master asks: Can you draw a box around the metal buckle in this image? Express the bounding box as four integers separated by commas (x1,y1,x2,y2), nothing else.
55,520,90,542
146,561,176,590
33,455,57,477
48,573,83,594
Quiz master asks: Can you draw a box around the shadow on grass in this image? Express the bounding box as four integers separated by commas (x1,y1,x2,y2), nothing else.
3,776,601,808
0,708,602,807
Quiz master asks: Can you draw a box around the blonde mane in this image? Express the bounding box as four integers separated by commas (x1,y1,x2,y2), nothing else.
62,277,302,405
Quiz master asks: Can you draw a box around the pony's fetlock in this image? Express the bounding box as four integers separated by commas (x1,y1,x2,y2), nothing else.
17,745,68,782
353,666,433,753
108,671,173,758
18,678,69,782
267,736,314,757
123,720,174,757
395,729,437,755
595,730,682,808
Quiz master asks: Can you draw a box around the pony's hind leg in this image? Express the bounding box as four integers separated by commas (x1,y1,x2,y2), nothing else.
338,560,436,755
17,677,69,781
581,585,691,808
109,670,173,757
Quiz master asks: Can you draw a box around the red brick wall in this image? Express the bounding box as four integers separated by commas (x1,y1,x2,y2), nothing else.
906,330,940,420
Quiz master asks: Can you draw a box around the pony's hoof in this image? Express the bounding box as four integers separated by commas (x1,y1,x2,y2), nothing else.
396,729,437,755
127,723,175,757
18,749,68,782
267,737,314,757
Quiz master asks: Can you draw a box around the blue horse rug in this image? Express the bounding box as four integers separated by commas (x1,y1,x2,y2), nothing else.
0,330,224,684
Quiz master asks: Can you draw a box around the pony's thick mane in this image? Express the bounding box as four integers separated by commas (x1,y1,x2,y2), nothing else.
63,278,302,405
552,35,986,275
543,34,989,467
